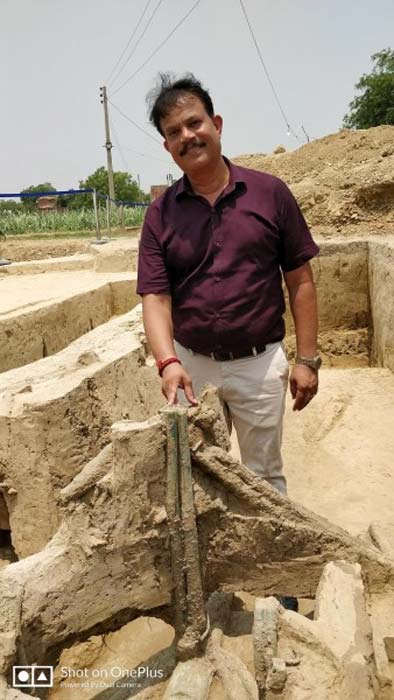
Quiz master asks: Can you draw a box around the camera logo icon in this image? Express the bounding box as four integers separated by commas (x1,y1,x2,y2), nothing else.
13,666,53,688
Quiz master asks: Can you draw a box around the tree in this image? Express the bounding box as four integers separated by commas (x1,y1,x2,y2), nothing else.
20,182,56,211
343,48,394,129
0,199,22,214
68,167,148,209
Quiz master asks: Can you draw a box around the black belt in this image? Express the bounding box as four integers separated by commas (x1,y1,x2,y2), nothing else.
194,344,267,361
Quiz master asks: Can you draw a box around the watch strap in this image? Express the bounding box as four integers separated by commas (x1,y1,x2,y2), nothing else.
295,354,322,371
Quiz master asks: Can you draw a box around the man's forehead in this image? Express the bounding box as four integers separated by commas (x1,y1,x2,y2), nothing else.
162,95,207,125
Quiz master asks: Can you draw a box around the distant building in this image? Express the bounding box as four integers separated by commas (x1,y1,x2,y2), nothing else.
150,185,168,201
36,196,59,213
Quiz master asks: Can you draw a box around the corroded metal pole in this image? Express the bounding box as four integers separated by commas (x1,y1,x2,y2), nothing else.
160,405,207,660
160,406,187,638
177,409,207,658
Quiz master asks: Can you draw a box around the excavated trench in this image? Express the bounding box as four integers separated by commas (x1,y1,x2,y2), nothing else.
0,236,394,700
0,273,139,373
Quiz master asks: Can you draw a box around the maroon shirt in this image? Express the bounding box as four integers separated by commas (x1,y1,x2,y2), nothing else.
137,157,319,355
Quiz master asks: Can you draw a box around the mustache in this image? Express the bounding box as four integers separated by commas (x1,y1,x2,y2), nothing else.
179,140,206,157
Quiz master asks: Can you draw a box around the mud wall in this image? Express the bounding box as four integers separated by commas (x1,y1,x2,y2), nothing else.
369,239,394,372
0,307,164,558
0,277,138,373
285,239,370,366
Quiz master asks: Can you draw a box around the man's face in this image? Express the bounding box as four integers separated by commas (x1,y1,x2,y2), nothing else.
160,94,223,174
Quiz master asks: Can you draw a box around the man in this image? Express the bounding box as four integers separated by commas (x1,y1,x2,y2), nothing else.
137,73,320,497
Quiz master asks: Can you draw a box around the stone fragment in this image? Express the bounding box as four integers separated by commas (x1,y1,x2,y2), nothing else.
59,443,112,503
368,591,394,698
252,597,281,692
266,657,287,691
314,561,372,660
163,658,213,700
209,646,258,700
369,521,394,560
384,637,394,662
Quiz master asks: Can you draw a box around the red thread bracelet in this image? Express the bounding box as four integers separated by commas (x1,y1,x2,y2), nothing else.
156,356,181,377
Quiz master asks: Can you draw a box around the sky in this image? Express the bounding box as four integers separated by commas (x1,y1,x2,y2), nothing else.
1,0,393,197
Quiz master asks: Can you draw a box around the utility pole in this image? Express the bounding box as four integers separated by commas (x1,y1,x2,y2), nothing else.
99,86,116,202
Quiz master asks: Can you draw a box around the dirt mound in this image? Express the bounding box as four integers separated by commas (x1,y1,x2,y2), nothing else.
0,237,90,261
233,125,394,237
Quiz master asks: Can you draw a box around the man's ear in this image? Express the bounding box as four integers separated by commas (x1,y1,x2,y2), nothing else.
164,139,170,152
212,114,223,135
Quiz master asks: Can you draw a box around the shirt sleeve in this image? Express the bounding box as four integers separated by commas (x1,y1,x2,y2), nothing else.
276,180,319,272
136,204,171,295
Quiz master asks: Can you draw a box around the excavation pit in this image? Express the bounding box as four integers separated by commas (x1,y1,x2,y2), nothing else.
0,236,393,558
0,234,393,700
0,271,139,372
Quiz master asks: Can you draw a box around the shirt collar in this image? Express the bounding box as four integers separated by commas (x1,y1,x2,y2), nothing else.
175,156,246,199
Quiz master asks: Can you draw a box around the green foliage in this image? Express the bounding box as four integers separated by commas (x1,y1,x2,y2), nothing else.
14,169,149,215
0,199,22,214
20,182,56,211
0,206,147,236
68,167,148,209
343,49,394,129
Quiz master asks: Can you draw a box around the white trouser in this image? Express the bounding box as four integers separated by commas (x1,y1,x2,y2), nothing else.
174,341,289,495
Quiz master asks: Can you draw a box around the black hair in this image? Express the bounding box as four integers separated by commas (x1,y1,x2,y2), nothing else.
146,72,215,136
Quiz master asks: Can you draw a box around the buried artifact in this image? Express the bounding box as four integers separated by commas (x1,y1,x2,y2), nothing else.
0,387,393,698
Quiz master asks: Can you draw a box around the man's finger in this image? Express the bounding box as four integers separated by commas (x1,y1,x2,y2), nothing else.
166,382,179,406
293,389,307,411
289,377,297,399
294,389,316,411
183,377,198,406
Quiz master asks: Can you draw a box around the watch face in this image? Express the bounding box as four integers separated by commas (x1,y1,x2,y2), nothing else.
307,357,322,370
296,355,322,370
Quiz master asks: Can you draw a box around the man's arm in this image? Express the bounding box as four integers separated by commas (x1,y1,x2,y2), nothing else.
283,261,319,411
142,294,197,406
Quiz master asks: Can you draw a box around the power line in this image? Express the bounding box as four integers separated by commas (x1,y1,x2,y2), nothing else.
121,146,171,164
111,115,171,163
108,99,163,146
109,0,164,89
106,0,154,85
110,120,130,172
238,0,298,139
111,118,170,166
111,0,203,97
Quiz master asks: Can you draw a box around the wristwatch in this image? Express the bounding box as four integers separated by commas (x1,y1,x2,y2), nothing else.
295,354,322,371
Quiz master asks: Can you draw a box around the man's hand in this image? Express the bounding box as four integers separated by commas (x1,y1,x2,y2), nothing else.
289,364,318,411
162,363,198,406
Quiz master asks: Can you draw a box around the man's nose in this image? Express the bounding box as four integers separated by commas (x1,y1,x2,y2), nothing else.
180,125,194,141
